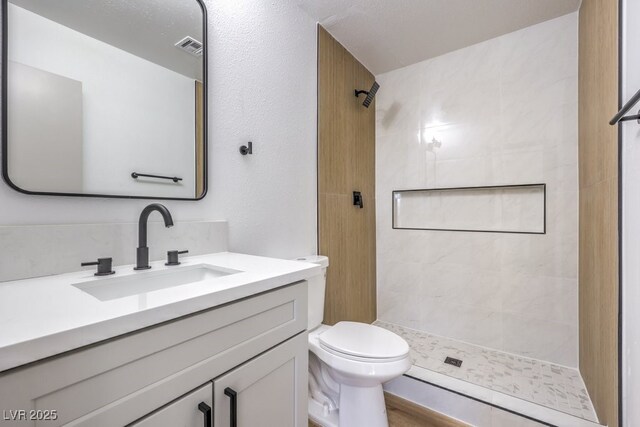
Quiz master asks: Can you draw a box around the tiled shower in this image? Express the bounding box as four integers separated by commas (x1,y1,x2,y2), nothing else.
373,13,594,421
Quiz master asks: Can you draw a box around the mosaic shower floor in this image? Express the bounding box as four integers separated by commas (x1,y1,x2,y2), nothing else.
375,320,598,422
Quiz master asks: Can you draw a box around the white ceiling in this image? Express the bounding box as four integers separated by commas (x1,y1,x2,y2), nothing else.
10,0,204,79
299,0,581,75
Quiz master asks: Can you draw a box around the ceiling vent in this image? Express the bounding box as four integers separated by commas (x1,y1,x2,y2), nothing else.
175,36,203,57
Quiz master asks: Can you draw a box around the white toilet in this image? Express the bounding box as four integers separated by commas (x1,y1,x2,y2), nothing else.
297,256,411,427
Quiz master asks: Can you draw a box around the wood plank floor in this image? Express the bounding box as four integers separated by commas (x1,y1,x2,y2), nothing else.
309,392,468,427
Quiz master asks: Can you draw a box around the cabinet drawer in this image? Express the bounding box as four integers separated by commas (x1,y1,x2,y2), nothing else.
0,282,307,427
129,383,212,427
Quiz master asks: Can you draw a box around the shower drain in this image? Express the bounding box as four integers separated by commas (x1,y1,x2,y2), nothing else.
444,356,463,367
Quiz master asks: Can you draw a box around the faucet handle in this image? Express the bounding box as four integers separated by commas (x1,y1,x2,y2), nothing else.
81,257,116,276
166,250,189,266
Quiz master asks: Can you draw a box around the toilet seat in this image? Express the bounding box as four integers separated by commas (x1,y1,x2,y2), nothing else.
318,321,409,362
309,325,411,387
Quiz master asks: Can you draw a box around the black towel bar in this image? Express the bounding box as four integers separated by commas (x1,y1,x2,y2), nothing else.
610,87,640,125
131,172,182,183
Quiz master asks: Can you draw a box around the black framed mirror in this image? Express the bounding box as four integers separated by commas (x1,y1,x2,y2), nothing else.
2,0,207,200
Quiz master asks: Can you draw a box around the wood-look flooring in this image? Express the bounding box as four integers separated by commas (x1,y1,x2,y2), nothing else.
308,393,468,427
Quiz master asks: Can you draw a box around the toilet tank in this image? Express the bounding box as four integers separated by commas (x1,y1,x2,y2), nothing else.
295,255,329,330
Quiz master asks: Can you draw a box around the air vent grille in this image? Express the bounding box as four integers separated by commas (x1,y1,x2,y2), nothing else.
175,36,203,57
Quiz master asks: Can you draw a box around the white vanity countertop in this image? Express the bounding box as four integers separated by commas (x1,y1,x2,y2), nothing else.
0,252,319,373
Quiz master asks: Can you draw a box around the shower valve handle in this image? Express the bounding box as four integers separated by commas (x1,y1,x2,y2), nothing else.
353,191,363,208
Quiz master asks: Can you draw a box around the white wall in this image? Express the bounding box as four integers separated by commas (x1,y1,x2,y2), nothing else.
621,0,640,425
0,0,318,263
8,62,84,194
375,13,578,366
8,4,196,198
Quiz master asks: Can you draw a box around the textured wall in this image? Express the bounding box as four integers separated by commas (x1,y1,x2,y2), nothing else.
0,0,318,270
376,14,578,366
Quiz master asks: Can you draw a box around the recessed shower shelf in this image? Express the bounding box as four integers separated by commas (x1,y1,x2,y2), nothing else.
392,183,546,234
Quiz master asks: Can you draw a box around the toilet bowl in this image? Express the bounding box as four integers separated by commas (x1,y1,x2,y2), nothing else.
296,256,411,427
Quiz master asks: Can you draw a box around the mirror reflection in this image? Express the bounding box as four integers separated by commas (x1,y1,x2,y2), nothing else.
4,0,206,199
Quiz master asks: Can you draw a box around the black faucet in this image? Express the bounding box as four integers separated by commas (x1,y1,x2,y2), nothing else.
135,203,174,270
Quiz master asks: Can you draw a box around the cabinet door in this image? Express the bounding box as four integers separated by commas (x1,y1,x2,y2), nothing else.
130,383,213,427
213,332,308,427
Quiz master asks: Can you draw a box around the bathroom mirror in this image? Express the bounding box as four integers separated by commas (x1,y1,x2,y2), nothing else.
1,0,207,200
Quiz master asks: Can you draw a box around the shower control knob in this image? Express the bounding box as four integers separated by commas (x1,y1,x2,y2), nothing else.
353,191,364,208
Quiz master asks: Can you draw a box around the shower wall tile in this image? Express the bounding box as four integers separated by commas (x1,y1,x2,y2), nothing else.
376,13,578,366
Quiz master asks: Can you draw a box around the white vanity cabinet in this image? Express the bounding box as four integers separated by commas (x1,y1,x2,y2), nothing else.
131,333,307,427
130,383,213,427
0,282,308,427
212,332,307,427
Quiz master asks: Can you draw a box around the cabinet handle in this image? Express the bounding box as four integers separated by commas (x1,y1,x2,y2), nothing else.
224,387,238,427
198,402,212,427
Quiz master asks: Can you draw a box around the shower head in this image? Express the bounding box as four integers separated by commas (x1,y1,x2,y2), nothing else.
354,81,380,108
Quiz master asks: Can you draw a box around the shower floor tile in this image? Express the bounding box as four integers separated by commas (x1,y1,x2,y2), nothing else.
374,320,598,422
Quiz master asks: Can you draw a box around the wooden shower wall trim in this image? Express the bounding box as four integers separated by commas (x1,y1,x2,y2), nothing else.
317,26,377,325
195,81,205,198
578,0,619,426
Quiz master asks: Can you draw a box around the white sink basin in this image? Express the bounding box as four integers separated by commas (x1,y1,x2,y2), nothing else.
72,264,242,301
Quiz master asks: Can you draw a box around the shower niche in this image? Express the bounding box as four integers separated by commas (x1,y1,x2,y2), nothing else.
392,183,546,234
